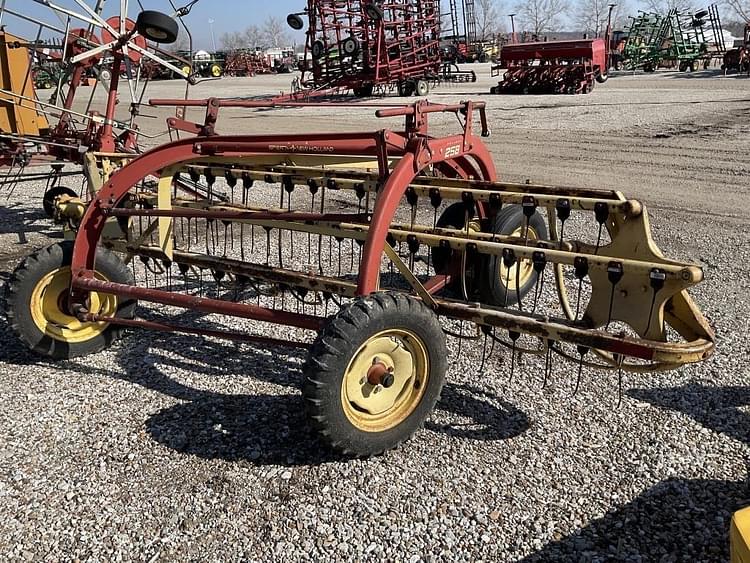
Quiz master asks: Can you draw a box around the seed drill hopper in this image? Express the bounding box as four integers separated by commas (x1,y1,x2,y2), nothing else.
5,93,716,456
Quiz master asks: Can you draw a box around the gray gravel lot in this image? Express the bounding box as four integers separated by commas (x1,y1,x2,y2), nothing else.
0,68,749,562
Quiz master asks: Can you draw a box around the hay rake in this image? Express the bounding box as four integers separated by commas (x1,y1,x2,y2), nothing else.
5,98,715,456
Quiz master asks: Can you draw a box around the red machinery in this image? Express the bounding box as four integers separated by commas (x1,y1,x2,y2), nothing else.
491,5,614,95
287,1,447,97
224,50,274,77
491,38,609,94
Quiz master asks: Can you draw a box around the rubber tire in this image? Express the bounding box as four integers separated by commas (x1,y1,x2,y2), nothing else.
4,242,137,360
42,185,77,218
482,205,548,307
312,40,326,60
430,202,474,275
303,292,446,457
287,13,304,30
342,36,360,58
596,71,608,83
415,79,429,96
135,10,179,44
397,80,415,97
353,83,374,97
99,68,112,82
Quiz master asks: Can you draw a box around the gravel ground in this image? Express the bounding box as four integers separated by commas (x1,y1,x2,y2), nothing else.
0,68,749,562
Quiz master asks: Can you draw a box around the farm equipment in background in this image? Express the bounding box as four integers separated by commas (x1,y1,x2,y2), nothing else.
284,0,474,99
490,5,614,95
4,96,716,457
623,4,725,71
721,22,750,74
0,0,206,214
223,49,275,76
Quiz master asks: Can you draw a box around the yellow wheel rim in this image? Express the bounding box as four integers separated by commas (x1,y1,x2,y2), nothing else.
182,65,191,75
29,267,117,344
211,65,221,77
341,329,429,433
500,226,538,291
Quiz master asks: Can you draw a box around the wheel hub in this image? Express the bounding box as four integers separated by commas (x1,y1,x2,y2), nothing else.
341,329,429,432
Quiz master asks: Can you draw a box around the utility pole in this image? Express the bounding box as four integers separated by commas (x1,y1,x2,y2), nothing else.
508,13,516,44
208,18,216,52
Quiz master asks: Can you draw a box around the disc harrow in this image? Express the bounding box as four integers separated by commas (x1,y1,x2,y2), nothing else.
5,98,715,457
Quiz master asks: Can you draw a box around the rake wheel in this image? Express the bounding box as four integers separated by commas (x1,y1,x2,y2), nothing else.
303,292,446,457
42,186,77,218
135,10,179,44
482,205,548,307
4,242,136,360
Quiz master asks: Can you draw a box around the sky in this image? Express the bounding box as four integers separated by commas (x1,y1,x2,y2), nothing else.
1,0,307,50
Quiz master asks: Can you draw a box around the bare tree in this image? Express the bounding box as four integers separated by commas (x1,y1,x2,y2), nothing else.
642,0,695,13
724,0,750,20
574,0,628,35
476,0,505,40
244,25,263,50
261,16,291,49
515,0,570,34
220,31,246,50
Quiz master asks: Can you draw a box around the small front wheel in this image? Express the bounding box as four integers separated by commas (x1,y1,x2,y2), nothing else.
4,242,137,359
42,185,77,218
303,292,446,457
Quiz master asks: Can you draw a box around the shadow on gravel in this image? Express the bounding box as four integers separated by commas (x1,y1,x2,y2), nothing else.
0,304,530,466
520,478,749,562
629,384,750,446
520,384,750,561
0,203,61,242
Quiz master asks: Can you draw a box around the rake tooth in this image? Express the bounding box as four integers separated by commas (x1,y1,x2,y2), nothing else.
573,345,589,395
508,331,520,383
502,248,517,306
222,221,230,256
555,198,571,249
573,256,589,321
605,261,624,329
543,341,553,388
521,195,536,243
531,251,547,314
478,324,492,375
264,226,271,266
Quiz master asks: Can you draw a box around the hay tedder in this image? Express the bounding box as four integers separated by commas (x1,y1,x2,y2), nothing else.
284,0,475,99
4,90,715,455
0,0,208,215
490,6,614,95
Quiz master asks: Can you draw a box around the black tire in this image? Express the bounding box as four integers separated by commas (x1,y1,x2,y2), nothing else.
482,205,548,307
4,242,137,360
312,40,326,60
415,79,429,96
303,292,446,457
397,79,415,96
341,36,360,58
364,4,385,21
596,70,608,83
135,10,179,44
430,202,473,275
352,83,374,97
679,60,688,72
287,13,304,30
42,185,77,218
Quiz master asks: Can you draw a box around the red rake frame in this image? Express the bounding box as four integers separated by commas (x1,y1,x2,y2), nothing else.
64,98,713,369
